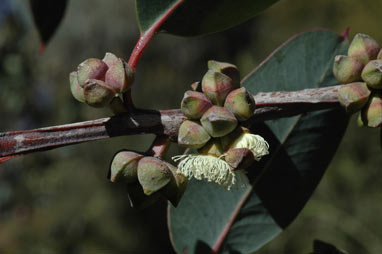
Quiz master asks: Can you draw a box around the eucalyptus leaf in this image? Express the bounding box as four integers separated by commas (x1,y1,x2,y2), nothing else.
169,29,349,253
136,0,278,36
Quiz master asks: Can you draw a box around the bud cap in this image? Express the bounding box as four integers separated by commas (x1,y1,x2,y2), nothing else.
202,70,235,106
348,33,379,65
333,55,363,84
361,60,382,89
137,157,172,195
224,87,256,121
178,120,211,149
181,91,212,119
200,106,238,137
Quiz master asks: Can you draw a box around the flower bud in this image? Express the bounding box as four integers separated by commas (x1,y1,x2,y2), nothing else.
77,58,108,87
202,70,235,106
102,52,119,67
197,139,224,157
200,106,238,137
224,148,255,170
137,157,173,195
337,82,371,114
69,71,85,103
332,55,363,84
178,120,211,149
361,93,382,128
126,182,161,209
208,60,241,88
361,60,382,89
105,58,128,93
348,33,379,65
224,87,256,121
181,91,212,119
109,150,143,183
83,79,115,108
221,126,250,151
160,162,187,207
190,81,202,92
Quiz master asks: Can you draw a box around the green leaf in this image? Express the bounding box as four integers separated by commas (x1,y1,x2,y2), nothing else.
168,29,349,253
136,0,279,36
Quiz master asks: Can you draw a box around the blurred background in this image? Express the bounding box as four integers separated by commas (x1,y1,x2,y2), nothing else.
0,0,381,253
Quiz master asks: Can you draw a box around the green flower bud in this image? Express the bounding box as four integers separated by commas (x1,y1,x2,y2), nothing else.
208,60,241,88
200,106,238,137
333,55,363,84
202,70,235,106
197,139,224,157
137,157,173,195
109,150,144,183
221,126,250,151
224,148,255,170
190,81,202,92
105,58,128,93
361,60,382,89
83,79,115,108
126,182,161,209
102,52,119,67
224,87,256,121
178,120,211,149
348,33,379,65
337,82,371,114
181,91,212,119
69,71,85,103
361,92,382,128
77,58,108,87
160,162,187,207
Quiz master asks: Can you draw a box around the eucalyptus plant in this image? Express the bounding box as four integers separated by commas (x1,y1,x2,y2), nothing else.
0,0,381,253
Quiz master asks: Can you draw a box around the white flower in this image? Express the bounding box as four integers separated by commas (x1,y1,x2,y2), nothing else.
173,132,269,190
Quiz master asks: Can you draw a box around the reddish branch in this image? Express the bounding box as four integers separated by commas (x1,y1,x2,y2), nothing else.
0,85,343,158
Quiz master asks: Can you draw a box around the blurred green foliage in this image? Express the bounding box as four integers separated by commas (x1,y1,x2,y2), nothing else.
0,0,381,253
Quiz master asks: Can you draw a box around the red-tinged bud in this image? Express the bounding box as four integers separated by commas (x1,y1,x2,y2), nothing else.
190,81,202,92
109,150,144,183
77,58,108,87
361,93,382,128
178,120,211,149
181,91,212,119
69,71,85,103
83,79,115,108
224,148,255,170
208,60,241,88
361,60,382,89
137,157,173,196
224,87,256,121
348,33,379,65
202,70,235,106
337,82,371,114
333,55,363,84
200,106,238,137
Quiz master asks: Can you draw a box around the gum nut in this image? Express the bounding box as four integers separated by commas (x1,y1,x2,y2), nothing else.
208,60,241,88
160,163,187,207
361,93,382,128
181,90,213,119
197,139,224,157
109,150,144,183
126,182,161,209
200,106,238,138
361,60,382,89
333,55,364,84
105,58,127,93
190,81,202,92
202,70,235,106
221,126,250,150
177,120,211,149
77,58,108,87
137,157,172,196
337,82,371,114
224,148,255,170
102,52,119,67
348,33,379,65
224,87,256,121
83,79,115,108
69,71,85,103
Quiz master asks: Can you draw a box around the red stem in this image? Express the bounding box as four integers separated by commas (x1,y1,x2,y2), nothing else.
147,135,171,158
128,0,184,71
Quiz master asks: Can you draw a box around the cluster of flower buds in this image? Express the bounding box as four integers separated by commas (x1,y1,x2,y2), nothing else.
109,151,187,208
69,53,134,108
334,33,382,129
174,60,269,190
